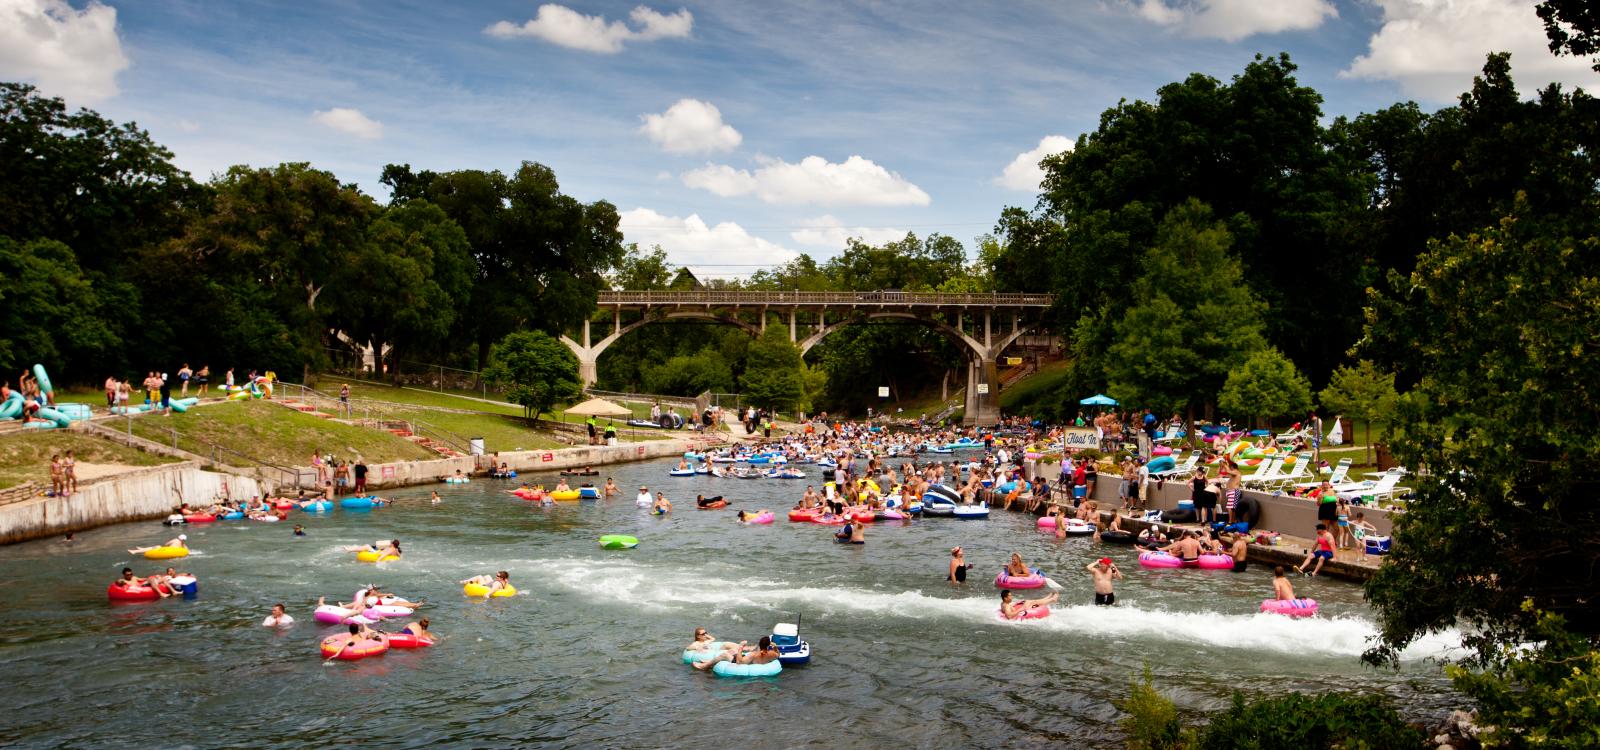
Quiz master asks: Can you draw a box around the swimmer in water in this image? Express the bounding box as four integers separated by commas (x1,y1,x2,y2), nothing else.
653,493,672,514
1005,552,1032,577
399,616,436,642
461,570,511,595
293,524,305,536
1086,557,1121,606
692,636,779,670
947,546,972,583
685,627,718,653
1272,566,1299,601
736,509,772,523
430,491,441,504
262,603,295,627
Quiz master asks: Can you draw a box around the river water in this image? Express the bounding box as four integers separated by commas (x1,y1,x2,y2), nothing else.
0,457,1460,748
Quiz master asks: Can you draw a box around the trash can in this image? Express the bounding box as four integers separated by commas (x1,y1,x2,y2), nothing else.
1374,442,1396,471
469,438,484,456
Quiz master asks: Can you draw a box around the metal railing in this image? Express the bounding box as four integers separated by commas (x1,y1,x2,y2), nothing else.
583,387,697,409
598,290,1054,307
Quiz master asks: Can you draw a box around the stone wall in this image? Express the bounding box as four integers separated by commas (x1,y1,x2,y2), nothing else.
0,463,263,544
359,437,711,489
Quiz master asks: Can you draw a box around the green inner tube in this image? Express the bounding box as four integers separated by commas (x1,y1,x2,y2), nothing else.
599,534,639,550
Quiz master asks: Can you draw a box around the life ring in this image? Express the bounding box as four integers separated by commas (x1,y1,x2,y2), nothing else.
548,489,581,501
355,549,399,563
1138,551,1185,568
364,604,414,618
1001,605,1051,620
143,546,189,560
182,514,216,523
599,534,639,549
995,568,1046,589
712,660,782,677
107,583,164,601
1260,598,1319,617
319,634,389,660
463,583,517,598
340,497,375,510
386,633,435,649
746,512,774,525
787,509,819,522
313,605,376,625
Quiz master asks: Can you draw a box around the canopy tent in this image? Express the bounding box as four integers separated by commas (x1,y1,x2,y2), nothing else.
1079,394,1118,406
564,398,632,417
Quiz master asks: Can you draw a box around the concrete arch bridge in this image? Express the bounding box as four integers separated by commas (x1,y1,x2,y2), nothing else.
560,290,1054,425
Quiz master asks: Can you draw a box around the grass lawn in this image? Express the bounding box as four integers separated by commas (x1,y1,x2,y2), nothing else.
129,400,438,468
0,431,182,490
999,359,1072,414
374,405,568,453
328,375,673,442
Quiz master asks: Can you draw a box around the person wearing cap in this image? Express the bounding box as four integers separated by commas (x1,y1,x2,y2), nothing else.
946,546,972,583
1086,557,1122,606
636,486,652,508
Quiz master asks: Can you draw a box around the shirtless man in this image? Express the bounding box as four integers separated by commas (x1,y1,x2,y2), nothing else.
652,493,672,514
262,603,295,627
398,617,436,642
1271,566,1298,600
603,478,619,497
999,589,1060,620
1228,533,1250,573
1086,557,1122,606
1162,531,1203,564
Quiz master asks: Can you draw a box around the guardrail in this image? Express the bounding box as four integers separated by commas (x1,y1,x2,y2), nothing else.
598,290,1054,306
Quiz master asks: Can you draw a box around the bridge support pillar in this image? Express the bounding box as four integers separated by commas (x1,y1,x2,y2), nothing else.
577,357,598,388
963,356,1000,426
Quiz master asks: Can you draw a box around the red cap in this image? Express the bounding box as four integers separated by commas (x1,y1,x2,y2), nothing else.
1099,557,1112,566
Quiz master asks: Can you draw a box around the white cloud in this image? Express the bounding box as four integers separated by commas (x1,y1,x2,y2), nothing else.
175,118,200,133
995,135,1074,192
620,207,797,274
790,215,909,248
0,0,128,104
639,98,742,154
311,107,383,139
682,155,931,206
485,4,692,54
1133,0,1336,42
1343,0,1600,102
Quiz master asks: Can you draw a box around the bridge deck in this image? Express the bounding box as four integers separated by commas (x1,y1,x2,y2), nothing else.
597,290,1052,307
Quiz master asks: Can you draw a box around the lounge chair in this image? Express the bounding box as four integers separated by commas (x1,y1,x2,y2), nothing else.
1335,469,1409,502
1151,450,1200,480
1238,457,1284,487
1293,458,1352,490
1262,453,1313,491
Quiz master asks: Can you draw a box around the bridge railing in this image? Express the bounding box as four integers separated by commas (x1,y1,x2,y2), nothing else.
598,290,1053,306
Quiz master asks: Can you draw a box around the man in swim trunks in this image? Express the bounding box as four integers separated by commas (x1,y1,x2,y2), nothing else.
1162,531,1202,563
1228,533,1249,572
1086,557,1122,606
999,589,1059,620
1297,523,1336,576
603,478,619,497
1272,566,1298,600
399,617,435,641
653,493,672,514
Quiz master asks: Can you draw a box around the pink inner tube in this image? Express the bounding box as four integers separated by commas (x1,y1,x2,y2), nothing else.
1196,554,1235,570
876,510,906,521
313,605,377,625
748,512,775,524
364,604,414,618
995,570,1046,589
1000,605,1051,620
386,632,435,649
1152,445,1173,456
1138,551,1184,568
1036,516,1058,528
1260,598,1319,617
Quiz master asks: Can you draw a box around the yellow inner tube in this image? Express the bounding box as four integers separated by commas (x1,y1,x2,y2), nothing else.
463,583,517,598
548,489,581,501
355,549,399,563
144,546,189,560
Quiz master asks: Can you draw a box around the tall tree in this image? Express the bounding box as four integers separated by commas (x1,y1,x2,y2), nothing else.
1538,0,1600,71
0,238,117,375
184,162,377,384
1217,348,1313,428
1104,200,1265,422
382,162,625,371
1362,208,1600,665
342,200,474,375
741,325,805,412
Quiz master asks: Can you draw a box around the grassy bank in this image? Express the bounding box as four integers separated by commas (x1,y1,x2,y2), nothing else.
129,401,439,468
0,431,182,490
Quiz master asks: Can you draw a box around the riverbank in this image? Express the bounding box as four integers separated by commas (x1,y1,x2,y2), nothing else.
0,462,262,544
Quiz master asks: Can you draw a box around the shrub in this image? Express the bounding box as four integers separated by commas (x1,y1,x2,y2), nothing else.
1119,671,1189,750
1193,691,1422,750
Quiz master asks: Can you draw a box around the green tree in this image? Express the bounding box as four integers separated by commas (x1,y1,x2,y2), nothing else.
641,348,735,395
741,325,805,412
1105,201,1265,423
1449,607,1600,749
184,162,377,384
343,200,474,377
484,330,581,420
0,237,117,374
1217,348,1312,429
381,162,625,372
1538,0,1600,71
1362,210,1600,668
1317,360,1398,464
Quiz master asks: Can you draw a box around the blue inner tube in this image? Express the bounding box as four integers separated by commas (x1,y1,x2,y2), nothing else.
302,501,334,513
221,511,244,520
713,660,783,677
682,642,736,664
340,497,374,510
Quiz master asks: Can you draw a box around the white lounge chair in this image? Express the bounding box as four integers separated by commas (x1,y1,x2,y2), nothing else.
1238,457,1284,486
1294,458,1352,490
1336,469,1408,502
1152,450,1200,480
1263,454,1313,490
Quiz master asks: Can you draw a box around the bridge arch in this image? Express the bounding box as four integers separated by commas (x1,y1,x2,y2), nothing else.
560,312,761,386
797,312,987,359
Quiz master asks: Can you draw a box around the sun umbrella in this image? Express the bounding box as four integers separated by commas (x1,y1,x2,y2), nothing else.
1079,394,1118,406
563,397,632,417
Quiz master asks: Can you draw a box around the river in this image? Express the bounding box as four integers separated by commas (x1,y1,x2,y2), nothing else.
0,456,1460,748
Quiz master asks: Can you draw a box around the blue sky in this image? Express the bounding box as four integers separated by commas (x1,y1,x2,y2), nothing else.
4,0,1596,278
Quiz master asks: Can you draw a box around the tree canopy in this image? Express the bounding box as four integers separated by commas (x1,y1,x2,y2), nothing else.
484,331,581,420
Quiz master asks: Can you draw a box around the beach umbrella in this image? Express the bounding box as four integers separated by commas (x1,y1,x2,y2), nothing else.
1079,394,1118,406
564,398,632,417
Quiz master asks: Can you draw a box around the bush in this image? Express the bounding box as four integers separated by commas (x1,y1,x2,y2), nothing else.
1119,671,1189,750
1193,691,1422,750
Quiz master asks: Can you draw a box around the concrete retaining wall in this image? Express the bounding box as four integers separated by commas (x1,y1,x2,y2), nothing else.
0,463,263,544
359,437,711,489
